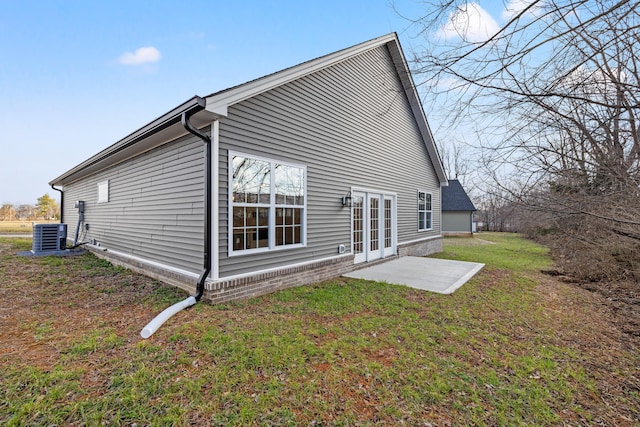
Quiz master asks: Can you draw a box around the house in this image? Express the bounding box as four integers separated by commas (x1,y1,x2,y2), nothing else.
49,33,447,303
441,179,476,236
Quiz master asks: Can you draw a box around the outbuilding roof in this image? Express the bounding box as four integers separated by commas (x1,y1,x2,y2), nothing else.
442,179,476,211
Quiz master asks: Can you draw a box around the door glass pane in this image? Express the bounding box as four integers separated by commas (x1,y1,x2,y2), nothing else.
353,196,363,255
385,198,392,248
370,197,379,252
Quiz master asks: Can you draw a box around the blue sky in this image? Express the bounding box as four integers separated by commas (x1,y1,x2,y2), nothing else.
0,0,515,206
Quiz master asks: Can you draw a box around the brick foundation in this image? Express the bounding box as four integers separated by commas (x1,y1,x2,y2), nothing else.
397,235,443,257
443,231,474,237
87,235,443,304
204,236,443,303
203,254,355,303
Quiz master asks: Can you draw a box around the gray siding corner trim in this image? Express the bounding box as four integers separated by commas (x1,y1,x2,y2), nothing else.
211,121,221,280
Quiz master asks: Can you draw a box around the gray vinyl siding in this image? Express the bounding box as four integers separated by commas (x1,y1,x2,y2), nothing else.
218,44,441,278
443,211,473,233
62,134,205,273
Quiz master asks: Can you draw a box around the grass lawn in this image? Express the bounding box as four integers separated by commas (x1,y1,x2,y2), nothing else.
1,233,638,426
0,220,57,234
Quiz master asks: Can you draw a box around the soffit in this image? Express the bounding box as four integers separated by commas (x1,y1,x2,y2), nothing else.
50,101,216,186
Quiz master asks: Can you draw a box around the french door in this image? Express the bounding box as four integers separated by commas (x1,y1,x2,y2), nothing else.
353,191,396,263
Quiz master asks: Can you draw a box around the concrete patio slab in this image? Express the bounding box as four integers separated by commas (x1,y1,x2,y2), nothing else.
343,256,485,294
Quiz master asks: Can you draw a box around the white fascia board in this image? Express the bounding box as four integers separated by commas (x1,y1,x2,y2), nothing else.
386,39,449,185
206,102,227,117
204,33,397,115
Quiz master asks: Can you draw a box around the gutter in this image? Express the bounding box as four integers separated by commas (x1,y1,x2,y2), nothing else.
140,98,212,338
50,96,208,187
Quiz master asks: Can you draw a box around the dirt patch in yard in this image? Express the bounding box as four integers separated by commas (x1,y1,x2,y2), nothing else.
577,279,640,343
534,273,640,416
0,240,179,371
541,268,640,348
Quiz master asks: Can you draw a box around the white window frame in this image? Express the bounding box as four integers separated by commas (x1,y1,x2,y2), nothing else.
97,180,109,204
417,190,432,231
228,151,307,256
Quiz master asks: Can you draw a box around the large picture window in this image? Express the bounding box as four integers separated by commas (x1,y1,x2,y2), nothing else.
231,153,306,254
418,191,432,231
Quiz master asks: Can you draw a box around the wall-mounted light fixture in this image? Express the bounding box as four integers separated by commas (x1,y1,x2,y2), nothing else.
341,191,352,207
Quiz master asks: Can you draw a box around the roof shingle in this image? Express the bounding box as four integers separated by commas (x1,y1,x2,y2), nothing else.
442,179,476,211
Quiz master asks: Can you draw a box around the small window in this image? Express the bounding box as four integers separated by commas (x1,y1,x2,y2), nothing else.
418,191,432,231
97,180,109,203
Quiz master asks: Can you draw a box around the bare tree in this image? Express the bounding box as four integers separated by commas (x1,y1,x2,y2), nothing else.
405,0,640,280
438,138,471,182
16,204,35,220
0,203,15,221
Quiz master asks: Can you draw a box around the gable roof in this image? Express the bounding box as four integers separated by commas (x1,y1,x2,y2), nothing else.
51,33,446,186
442,179,476,211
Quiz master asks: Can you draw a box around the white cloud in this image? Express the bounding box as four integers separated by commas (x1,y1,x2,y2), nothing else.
502,0,540,21
424,76,470,93
117,46,161,65
557,65,625,98
439,3,500,43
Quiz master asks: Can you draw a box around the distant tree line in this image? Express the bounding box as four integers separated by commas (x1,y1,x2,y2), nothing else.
0,194,60,221
409,0,639,283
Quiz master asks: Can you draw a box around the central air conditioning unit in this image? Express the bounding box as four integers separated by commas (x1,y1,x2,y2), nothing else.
32,224,67,253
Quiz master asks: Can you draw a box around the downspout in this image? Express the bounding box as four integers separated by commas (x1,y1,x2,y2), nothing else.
50,184,63,223
181,111,212,302
140,107,212,338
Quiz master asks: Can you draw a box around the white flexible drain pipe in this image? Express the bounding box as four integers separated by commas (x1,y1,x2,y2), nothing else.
140,296,197,339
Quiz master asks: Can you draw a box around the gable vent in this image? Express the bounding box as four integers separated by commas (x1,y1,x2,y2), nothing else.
32,224,67,253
